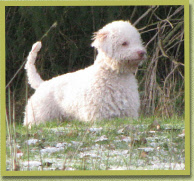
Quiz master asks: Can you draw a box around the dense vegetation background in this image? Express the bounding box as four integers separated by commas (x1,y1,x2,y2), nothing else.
5,6,184,123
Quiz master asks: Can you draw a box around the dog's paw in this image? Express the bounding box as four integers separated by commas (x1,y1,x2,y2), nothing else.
32,41,42,53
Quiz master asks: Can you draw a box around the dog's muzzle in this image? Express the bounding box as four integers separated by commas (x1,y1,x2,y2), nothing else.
137,50,147,60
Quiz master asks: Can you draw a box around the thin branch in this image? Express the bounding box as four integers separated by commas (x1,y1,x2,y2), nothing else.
6,59,27,89
133,6,156,26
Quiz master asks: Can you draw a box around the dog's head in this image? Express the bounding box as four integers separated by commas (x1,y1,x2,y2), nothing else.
92,21,146,72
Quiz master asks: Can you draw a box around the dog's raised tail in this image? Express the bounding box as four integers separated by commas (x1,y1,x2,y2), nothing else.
25,41,44,89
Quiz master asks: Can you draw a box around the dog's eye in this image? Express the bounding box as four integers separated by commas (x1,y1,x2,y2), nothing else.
122,42,128,46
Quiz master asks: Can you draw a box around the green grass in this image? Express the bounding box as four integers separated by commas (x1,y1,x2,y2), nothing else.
6,116,185,171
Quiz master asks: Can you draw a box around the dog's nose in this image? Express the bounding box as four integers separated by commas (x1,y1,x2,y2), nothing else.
137,50,146,58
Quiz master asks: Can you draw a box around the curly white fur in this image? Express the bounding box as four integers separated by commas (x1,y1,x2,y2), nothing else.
25,42,43,89
24,20,146,127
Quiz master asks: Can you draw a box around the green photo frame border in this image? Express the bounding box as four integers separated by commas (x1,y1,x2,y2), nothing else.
0,0,190,177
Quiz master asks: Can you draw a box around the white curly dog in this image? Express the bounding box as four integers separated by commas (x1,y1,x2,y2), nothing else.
24,20,146,127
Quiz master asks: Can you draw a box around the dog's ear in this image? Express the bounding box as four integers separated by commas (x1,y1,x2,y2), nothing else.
91,29,109,49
